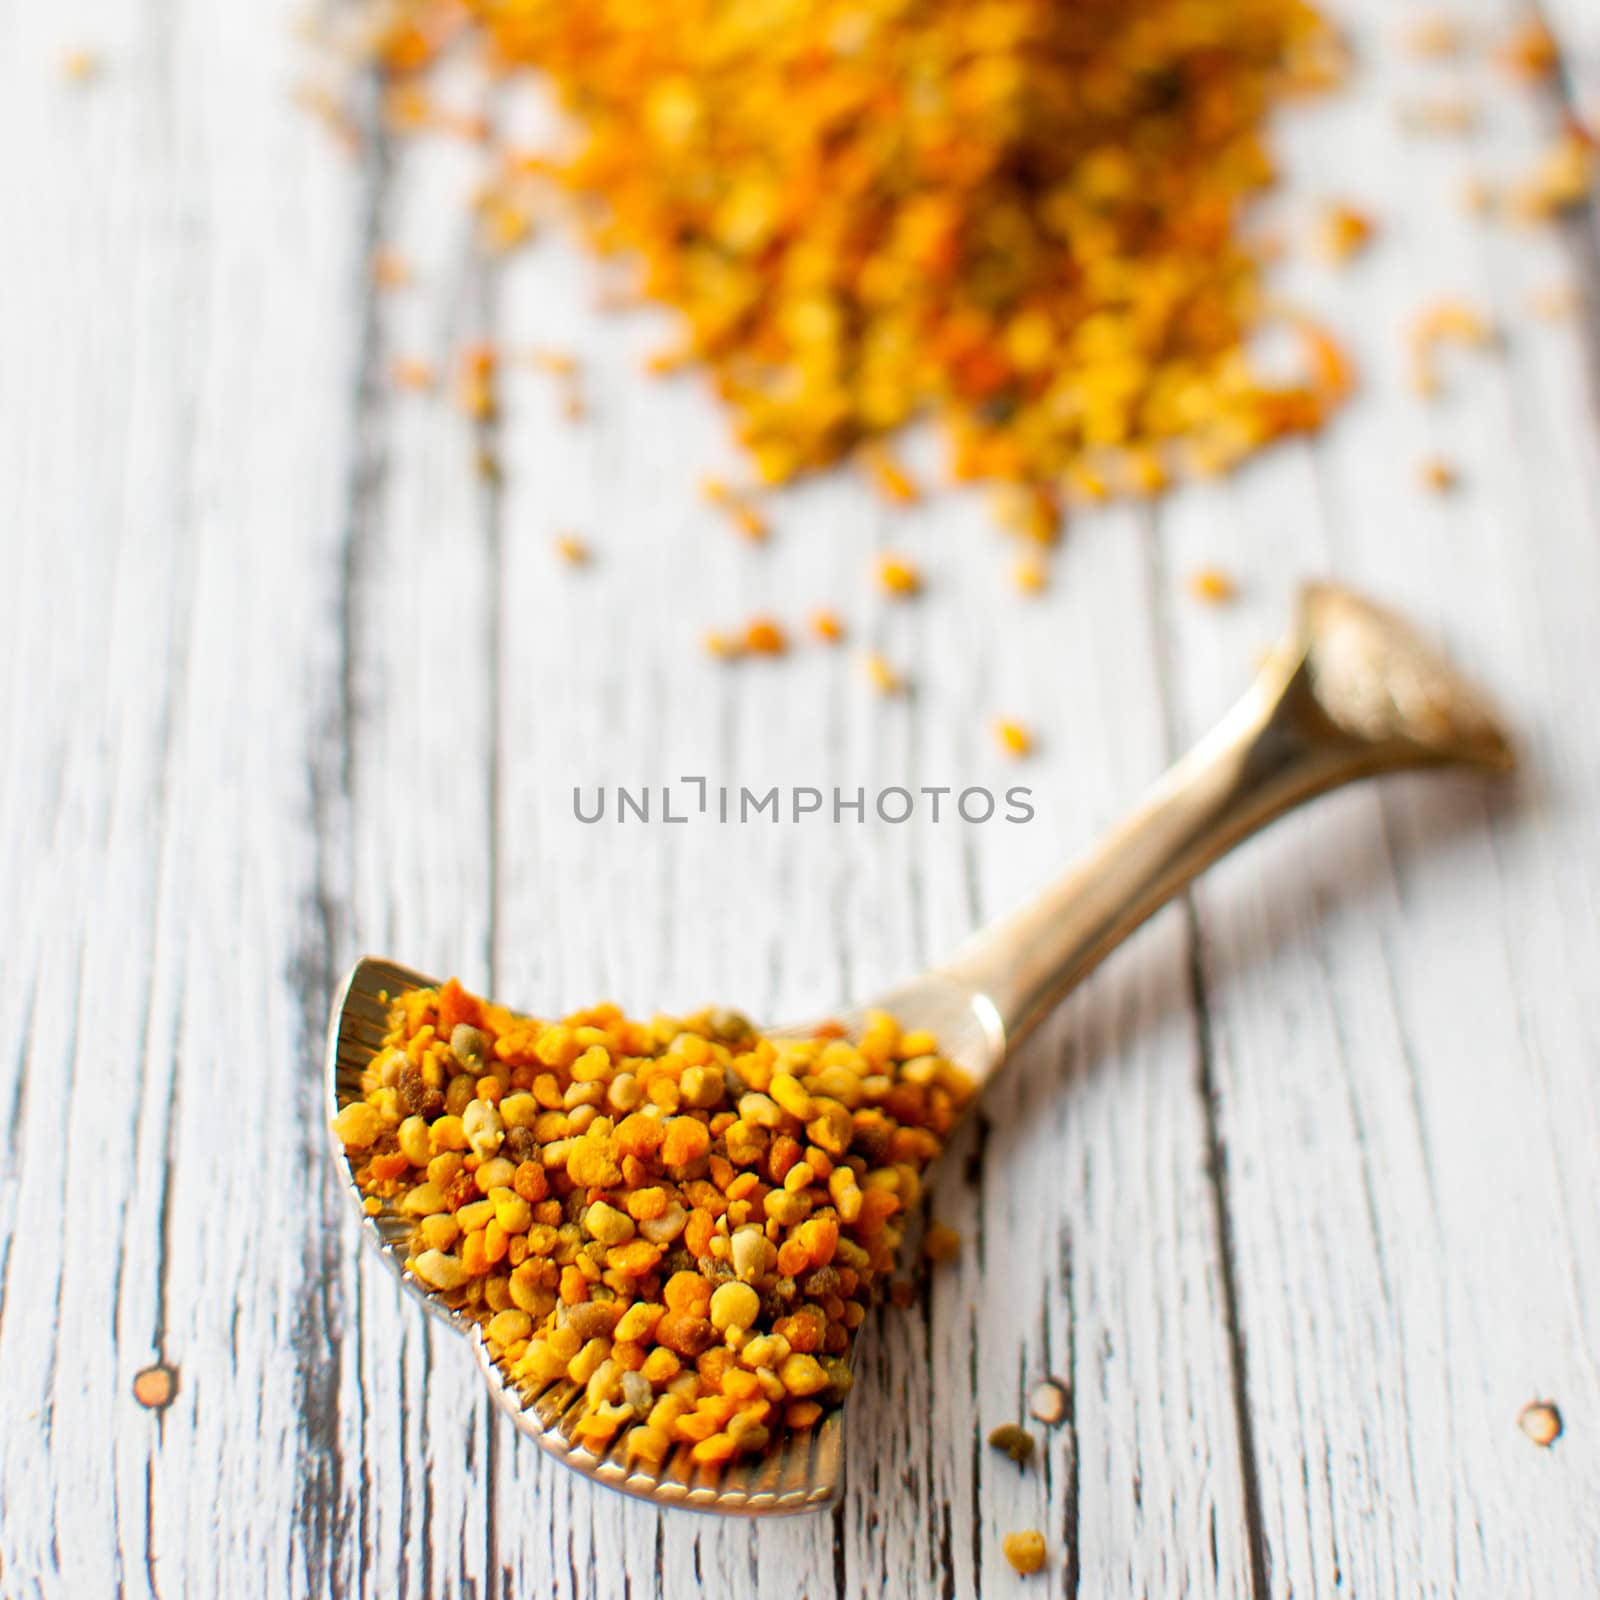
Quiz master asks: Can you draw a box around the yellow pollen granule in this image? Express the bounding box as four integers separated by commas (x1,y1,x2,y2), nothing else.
1419,458,1457,492
876,556,921,599
1188,567,1239,605
1316,204,1376,263
865,653,904,696
995,721,1034,758
391,358,436,392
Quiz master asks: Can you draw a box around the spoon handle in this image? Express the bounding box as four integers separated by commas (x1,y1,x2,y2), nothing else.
938,584,1514,1056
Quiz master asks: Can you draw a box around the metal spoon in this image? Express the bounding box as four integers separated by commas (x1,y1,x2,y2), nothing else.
326,582,1514,1515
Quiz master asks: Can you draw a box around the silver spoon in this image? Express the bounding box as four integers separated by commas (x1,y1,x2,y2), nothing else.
326,581,1514,1515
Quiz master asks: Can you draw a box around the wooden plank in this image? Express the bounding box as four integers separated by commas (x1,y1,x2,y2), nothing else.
1158,1,1600,1594
0,0,368,1594
331,53,507,1600
1545,2,1599,105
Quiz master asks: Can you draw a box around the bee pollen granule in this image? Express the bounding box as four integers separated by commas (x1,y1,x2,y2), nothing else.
338,979,975,1469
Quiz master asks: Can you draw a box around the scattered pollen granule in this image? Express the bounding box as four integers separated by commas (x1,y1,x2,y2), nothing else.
528,348,579,378
810,611,845,645
1420,457,1457,491
1517,1399,1563,1448
1402,18,1463,59
383,81,433,134
387,81,490,141
701,478,769,542
295,81,362,154
1316,204,1376,263
1401,97,1478,135
391,358,436,392
373,248,412,289
1002,1530,1048,1576
1510,132,1597,223
365,0,1349,524
1188,567,1239,605
480,194,534,254
865,653,905,696
1028,1378,1068,1426
60,46,101,84
132,1363,178,1410
526,347,587,421
1409,302,1495,396
995,720,1034,759
742,617,787,656
457,343,498,420
1013,556,1050,597
876,556,921,599
994,484,1066,545
863,445,920,506
1495,19,1559,82
729,503,768,543
336,980,975,1471
555,533,591,565
1529,283,1580,321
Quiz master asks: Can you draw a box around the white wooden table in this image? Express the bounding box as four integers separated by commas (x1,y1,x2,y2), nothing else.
4,2,1599,1594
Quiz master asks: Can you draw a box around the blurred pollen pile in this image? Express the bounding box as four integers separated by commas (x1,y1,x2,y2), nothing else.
369,0,1350,540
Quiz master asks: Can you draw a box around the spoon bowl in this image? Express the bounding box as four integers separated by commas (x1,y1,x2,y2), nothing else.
327,955,846,1512
327,582,1513,1513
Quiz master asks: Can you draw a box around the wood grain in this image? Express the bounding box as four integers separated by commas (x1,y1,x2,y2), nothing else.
1,0,1597,1595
